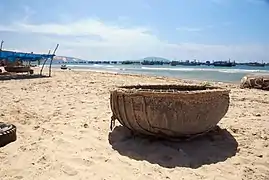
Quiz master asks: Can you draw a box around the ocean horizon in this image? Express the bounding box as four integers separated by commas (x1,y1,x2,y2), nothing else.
51,63,269,83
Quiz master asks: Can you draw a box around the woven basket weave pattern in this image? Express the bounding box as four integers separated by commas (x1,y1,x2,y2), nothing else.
110,84,230,138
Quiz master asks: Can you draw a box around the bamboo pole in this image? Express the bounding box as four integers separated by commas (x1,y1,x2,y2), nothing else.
49,44,59,77
0,40,4,50
39,50,51,76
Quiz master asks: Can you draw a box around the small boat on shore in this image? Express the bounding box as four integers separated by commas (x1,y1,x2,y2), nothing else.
60,64,68,70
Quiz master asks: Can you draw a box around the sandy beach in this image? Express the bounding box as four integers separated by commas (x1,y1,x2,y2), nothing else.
0,69,269,180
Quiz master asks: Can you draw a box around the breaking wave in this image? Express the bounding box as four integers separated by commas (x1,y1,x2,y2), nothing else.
140,66,269,73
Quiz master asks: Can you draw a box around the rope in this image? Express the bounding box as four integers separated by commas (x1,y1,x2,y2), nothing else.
110,115,116,131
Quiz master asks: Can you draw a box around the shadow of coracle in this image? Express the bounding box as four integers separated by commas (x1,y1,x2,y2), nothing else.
108,125,238,168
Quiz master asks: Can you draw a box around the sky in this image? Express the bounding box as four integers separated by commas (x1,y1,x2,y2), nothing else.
0,0,269,62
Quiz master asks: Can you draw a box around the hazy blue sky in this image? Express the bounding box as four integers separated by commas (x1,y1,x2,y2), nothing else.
0,0,269,62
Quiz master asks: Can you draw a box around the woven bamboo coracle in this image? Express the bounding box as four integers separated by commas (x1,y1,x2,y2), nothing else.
110,84,230,138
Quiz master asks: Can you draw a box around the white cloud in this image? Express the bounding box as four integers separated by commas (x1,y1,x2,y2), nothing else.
0,18,268,62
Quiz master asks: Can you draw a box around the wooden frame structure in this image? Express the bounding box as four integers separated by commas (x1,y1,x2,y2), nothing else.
0,41,59,77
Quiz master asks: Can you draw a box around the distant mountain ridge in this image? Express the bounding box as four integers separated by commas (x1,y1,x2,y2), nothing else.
141,56,171,62
53,56,84,63
52,56,171,63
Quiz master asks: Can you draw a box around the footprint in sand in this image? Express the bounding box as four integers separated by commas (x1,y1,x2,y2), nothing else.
61,164,78,176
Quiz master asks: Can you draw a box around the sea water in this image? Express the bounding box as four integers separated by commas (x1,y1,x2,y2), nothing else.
52,64,269,83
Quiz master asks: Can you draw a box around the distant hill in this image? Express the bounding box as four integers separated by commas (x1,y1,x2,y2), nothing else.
52,56,85,63
51,56,172,63
141,57,171,62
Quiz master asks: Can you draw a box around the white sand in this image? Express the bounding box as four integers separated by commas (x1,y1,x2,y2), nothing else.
0,69,268,180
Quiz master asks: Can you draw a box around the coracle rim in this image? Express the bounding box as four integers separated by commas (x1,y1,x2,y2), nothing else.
110,84,231,95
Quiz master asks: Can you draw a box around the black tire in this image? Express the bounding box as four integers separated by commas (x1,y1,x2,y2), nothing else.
0,123,17,148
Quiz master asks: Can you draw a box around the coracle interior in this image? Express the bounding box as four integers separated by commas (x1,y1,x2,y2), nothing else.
118,84,220,92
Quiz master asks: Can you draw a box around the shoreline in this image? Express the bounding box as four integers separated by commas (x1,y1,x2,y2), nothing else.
51,67,241,87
